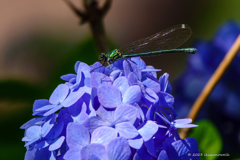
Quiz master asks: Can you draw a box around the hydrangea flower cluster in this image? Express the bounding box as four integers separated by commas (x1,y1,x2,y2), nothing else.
174,21,240,151
21,57,200,160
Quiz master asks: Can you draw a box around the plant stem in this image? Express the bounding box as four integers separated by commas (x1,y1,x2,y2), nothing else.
63,0,112,54
179,34,240,139
89,17,108,54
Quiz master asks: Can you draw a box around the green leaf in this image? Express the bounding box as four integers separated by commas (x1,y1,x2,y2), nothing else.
188,119,222,160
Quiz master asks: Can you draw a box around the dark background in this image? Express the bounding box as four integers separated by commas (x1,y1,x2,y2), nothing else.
0,0,240,159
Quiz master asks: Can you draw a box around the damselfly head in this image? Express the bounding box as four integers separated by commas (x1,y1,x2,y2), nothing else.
99,53,106,62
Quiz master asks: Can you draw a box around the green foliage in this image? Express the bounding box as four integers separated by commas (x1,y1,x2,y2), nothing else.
189,119,223,160
0,80,40,101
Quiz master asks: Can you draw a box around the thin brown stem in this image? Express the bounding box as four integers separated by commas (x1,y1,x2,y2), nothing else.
84,0,110,54
101,0,113,16
63,0,112,54
179,34,240,139
63,0,87,23
89,18,108,54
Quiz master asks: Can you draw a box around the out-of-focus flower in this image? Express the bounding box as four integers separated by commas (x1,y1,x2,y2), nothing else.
21,57,199,160
174,21,240,152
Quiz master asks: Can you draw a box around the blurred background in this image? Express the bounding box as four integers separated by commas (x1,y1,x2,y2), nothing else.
0,0,240,159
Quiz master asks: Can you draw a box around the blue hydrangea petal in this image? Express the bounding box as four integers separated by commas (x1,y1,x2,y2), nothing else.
91,126,118,146
104,65,114,75
142,77,160,94
62,86,91,107
159,73,170,92
160,73,172,94
49,151,56,160
67,78,76,86
25,126,41,140
174,123,198,128
91,87,100,110
114,104,137,124
157,150,169,160
83,116,111,133
36,104,57,111
158,92,174,107
91,72,112,88
127,72,138,86
20,117,46,129
90,62,105,73
84,155,101,160
72,71,83,90
113,58,125,70
122,85,141,104
84,77,91,87
141,67,161,72
24,147,37,160
52,122,64,139
156,112,170,124
72,103,89,124
107,137,131,160
43,104,63,116
32,99,50,115
67,98,83,116
49,136,65,151
145,103,158,121
213,21,240,53
142,88,159,106
97,85,122,108
113,76,129,95
167,137,200,160
66,123,90,148
133,145,154,160
110,70,122,81
78,62,91,78
35,140,50,149
128,137,143,149
64,148,81,160
174,118,192,124
138,121,158,141
61,74,76,81
96,106,114,123
147,66,161,77
131,57,146,70
115,122,139,139
24,138,40,147
49,84,69,104
74,61,81,73
133,103,145,122
81,143,107,160
69,76,76,84
144,138,157,158
123,60,142,80
58,113,73,128
35,147,52,160
42,119,54,137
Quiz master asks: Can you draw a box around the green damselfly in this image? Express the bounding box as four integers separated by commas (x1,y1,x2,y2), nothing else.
96,24,197,70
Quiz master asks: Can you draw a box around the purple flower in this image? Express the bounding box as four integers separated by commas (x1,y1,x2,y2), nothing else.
158,133,200,160
174,21,240,152
35,84,70,116
64,123,132,160
21,57,199,160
